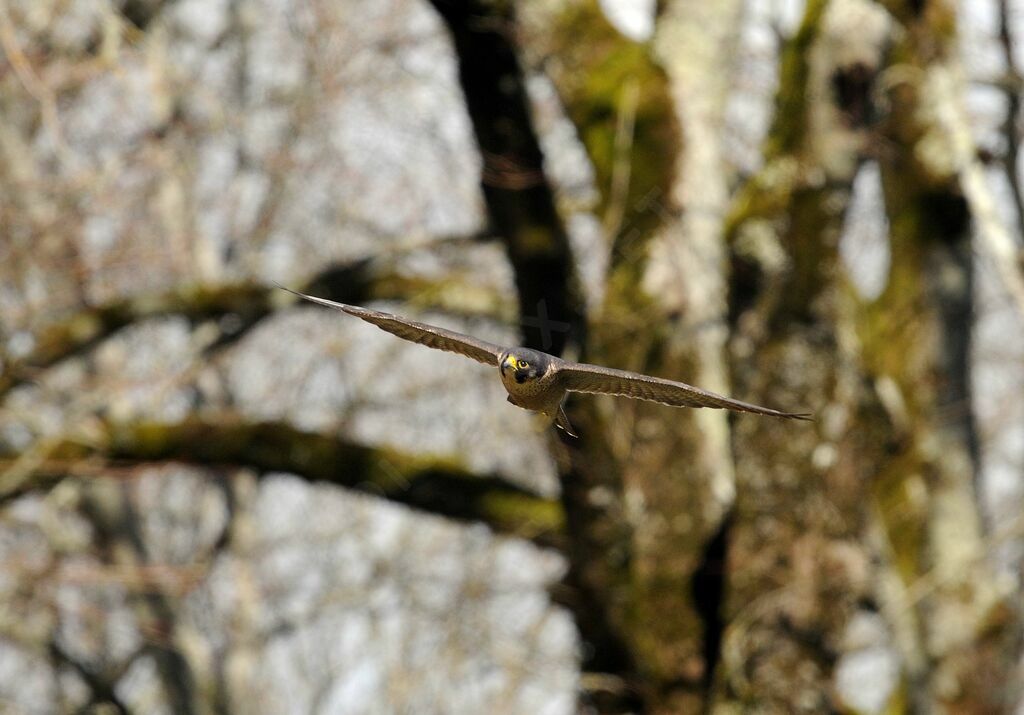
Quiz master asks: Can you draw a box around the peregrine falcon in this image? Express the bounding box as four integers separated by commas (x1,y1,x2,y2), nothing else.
278,286,811,437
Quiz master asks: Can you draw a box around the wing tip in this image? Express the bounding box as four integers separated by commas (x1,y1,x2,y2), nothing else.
782,411,815,422
273,282,359,314
273,281,303,300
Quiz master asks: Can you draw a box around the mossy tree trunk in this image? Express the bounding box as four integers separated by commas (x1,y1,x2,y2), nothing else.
715,0,898,711
524,1,755,711
520,2,688,708
716,0,1021,712
863,1,1020,710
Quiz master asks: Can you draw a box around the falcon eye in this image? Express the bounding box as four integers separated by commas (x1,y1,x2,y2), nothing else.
518,359,529,369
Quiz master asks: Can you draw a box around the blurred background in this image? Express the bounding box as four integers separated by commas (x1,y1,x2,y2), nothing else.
1,0,1024,712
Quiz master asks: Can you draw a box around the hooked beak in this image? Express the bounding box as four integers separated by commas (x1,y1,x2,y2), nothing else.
501,354,517,374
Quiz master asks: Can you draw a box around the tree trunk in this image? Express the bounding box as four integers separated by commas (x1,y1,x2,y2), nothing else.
716,0,894,710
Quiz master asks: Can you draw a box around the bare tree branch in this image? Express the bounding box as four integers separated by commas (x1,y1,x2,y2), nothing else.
0,416,564,548
78,479,199,715
0,245,498,400
997,0,1024,236
48,639,133,715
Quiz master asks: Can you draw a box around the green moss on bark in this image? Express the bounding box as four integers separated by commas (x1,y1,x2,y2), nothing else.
540,0,679,280
765,0,829,160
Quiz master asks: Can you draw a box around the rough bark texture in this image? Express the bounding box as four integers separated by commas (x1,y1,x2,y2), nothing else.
864,2,1020,710
526,1,740,711
715,1,1021,712
715,1,884,710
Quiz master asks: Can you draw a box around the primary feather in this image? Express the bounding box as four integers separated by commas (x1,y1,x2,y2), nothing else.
555,361,811,420
277,285,503,365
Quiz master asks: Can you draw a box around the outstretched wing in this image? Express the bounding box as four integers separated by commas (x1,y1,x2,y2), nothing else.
278,285,505,366
556,361,811,420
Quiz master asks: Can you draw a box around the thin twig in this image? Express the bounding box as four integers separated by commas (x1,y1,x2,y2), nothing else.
997,0,1024,236
0,0,66,154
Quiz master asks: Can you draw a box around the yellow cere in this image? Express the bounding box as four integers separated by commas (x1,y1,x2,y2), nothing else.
504,354,518,369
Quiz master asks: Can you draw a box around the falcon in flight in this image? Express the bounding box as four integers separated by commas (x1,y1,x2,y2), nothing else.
278,286,811,437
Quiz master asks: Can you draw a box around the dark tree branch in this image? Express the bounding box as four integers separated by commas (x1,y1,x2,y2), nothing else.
78,480,199,715
1,280,293,399
1,416,564,548
428,0,586,354
48,639,132,715
997,0,1024,237
0,239,494,400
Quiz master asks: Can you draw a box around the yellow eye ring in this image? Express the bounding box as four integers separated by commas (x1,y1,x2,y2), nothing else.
518,359,529,369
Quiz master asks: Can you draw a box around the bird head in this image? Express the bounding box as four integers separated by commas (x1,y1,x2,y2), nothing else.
500,349,546,384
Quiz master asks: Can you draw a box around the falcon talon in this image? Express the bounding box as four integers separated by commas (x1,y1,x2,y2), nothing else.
276,286,813,434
